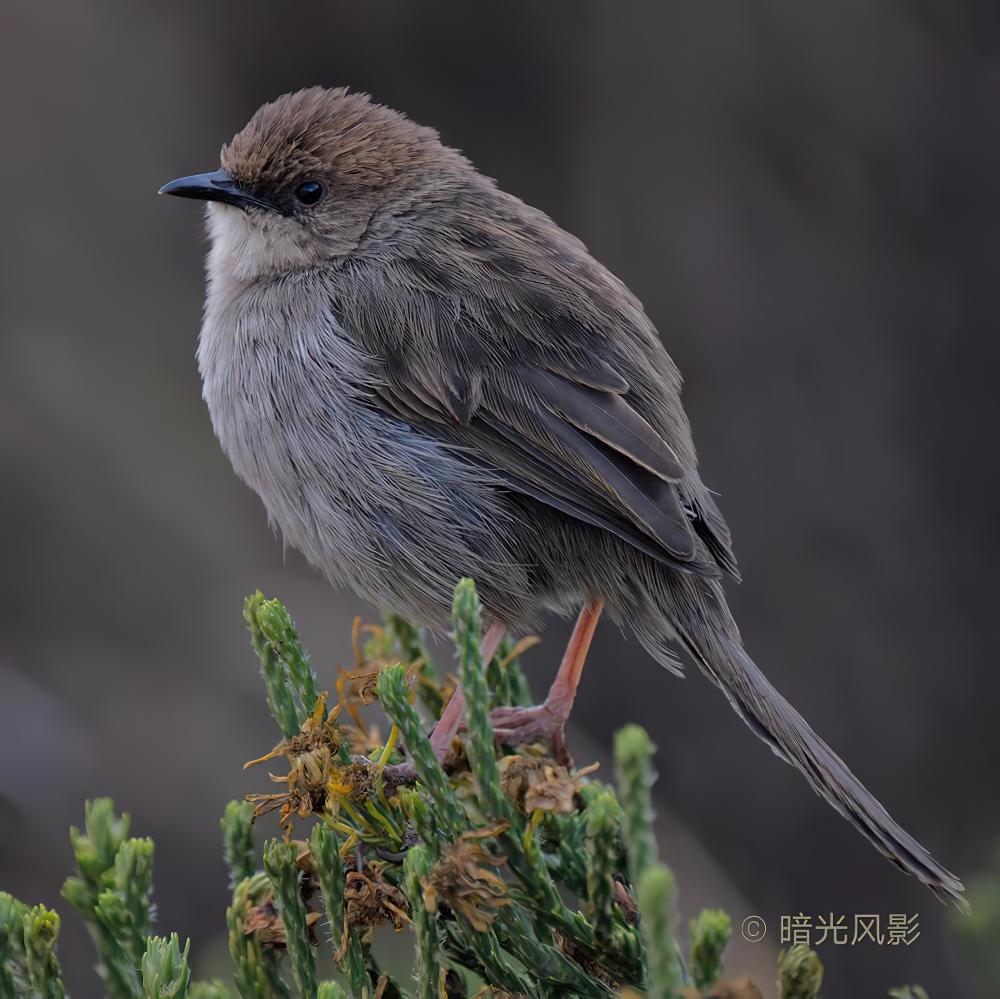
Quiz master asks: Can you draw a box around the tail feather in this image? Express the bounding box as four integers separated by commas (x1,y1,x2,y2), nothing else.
633,582,967,910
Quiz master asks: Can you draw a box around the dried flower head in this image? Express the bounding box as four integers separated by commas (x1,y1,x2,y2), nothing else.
327,761,378,806
499,752,599,814
336,615,425,742
245,693,341,828
244,896,321,948
331,859,409,960
421,824,511,932
336,663,384,731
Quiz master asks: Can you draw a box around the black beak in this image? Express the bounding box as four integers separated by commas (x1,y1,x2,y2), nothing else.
158,170,279,213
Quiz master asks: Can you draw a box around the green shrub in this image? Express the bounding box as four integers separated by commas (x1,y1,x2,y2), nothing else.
2,578,944,998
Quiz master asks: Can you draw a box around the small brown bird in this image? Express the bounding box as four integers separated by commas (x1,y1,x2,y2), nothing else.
161,87,964,906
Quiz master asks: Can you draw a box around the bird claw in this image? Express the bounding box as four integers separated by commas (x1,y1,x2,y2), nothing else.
488,703,572,765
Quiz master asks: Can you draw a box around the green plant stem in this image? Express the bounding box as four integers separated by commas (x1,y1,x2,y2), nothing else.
585,791,618,944
778,944,824,999
614,724,658,882
226,875,290,999
61,799,140,999
263,840,317,999
141,934,190,998
689,909,730,992
22,905,66,999
221,801,257,890
244,592,304,738
309,823,369,996
403,845,438,999
637,864,682,999
376,665,465,833
385,613,443,719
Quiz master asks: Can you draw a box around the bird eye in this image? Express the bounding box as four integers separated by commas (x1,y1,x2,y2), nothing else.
295,180,324,206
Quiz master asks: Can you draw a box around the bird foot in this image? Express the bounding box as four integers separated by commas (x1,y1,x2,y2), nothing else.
488,702,572,766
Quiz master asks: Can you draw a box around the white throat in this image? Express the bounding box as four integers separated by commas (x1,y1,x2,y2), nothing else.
204,203,314,282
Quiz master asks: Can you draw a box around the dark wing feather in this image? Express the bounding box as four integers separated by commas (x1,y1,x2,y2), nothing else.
376,354,708,568
517,401,695,559
337,220,735,576
463,415,679,564
517,364,685,482
535,352,630,394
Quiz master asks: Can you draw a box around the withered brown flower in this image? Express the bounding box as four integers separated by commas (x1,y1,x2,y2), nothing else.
331,859,410,961
244,693,341,829
337,614,427,748
335,662,384,732
498,751,599,815
327,761,378,805
421,824,511,933
244,897,321,949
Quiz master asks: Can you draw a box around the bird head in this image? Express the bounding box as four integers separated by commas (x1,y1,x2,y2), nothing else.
160,87,456,280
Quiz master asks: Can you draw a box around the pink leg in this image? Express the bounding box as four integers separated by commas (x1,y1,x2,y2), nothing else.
429,621,507,761
489,599,604,765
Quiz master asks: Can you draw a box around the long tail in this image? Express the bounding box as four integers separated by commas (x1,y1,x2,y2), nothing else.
633,577,967,909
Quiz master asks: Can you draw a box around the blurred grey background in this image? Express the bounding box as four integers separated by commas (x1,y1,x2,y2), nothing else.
2,1,998,995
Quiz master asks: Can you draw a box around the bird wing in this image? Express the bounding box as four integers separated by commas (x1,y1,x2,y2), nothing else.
334,200,736,575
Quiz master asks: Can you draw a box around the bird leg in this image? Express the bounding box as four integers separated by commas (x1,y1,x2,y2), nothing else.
488,599,604,765
428,621,507,762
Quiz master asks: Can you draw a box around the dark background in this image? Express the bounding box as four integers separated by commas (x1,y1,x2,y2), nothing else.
2,2,998,996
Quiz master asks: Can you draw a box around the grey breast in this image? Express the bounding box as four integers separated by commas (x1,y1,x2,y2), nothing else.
197,265,529,628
